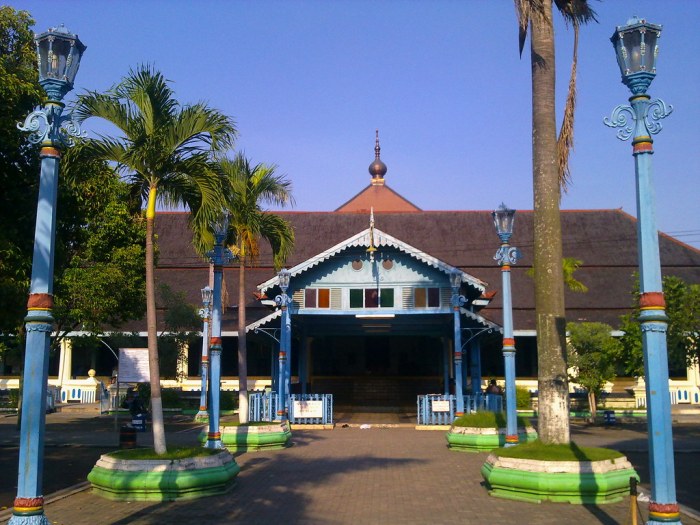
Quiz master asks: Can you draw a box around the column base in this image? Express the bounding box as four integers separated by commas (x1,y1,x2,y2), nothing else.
9,498,50,525
648,501,681,524
8,513,50,525
193,410,209,423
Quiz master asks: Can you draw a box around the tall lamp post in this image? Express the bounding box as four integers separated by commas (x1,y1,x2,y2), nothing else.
275,269,291,421
449,270,466,417
195,286,213,422
604,17,678,525
206,213,233,449
12,25,85,525
492,203,520,447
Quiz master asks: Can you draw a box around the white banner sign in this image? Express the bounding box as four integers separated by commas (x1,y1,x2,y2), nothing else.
118,348,150,383
293,400,323,418
431,400,450,413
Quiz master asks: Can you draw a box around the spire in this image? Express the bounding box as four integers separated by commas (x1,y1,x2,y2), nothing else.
367,206,377,262
368,129,387,185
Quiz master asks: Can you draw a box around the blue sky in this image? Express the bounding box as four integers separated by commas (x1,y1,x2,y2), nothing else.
16,0,700,249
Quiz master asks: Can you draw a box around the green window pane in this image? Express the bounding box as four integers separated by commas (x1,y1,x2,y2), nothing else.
380,288,394,308
350,289,363,308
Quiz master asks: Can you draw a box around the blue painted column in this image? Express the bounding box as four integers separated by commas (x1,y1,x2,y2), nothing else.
443,339,450,396
470,340,482,395
275,270,291,420
605,19,678,518
205,221,232,449
11,145,61,525
450,271,466,416
500,256,519,446
608,92,678,524
195,289,211,422
206,259,224,448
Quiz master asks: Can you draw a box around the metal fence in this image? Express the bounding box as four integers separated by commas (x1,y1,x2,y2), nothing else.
289,393,333,425
249,391,279,422
416,394,503,425
249,392,334,425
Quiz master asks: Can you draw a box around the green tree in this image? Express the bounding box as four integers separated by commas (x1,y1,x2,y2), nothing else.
158,283,200,380
567,322,621,421
514,0,597,444
620,275,700,378
75,65,237,454
527,256,589,293
0,7,42,336
217,154,294,424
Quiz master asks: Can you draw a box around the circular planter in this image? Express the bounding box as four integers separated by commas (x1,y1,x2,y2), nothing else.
446,426,538,452
88,449,239,501
481,452,638,504
198,421,292,451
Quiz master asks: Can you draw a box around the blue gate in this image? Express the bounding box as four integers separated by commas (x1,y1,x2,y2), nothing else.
417,394,503,425
249,391,279,422
288,394,333,425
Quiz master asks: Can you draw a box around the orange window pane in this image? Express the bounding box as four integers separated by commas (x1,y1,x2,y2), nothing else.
318,288,330,308
415,288,426,307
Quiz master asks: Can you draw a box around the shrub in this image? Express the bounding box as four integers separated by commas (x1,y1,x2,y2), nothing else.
516,386,532,410
220,390,238,411
453,411,531,428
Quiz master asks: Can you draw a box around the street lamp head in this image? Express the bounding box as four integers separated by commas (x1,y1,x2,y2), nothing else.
201,285,213,305
492,203,516,244
211,210,229,243
611,17,662,95
35,24,86,101
278,268,291,293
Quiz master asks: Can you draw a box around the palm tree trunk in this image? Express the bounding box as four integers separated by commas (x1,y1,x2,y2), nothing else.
146,187,166,454
531,0,570,445
237,261,249,424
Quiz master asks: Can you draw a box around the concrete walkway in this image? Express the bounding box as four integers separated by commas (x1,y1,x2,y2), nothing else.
1,411,700,525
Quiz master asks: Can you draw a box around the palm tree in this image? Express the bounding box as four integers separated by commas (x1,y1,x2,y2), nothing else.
219,153,294,424
74,65,236,454
514,0,596,444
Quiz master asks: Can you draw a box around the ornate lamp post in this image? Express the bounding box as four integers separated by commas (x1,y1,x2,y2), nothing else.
450,270,467,416
195,286,213,422
275,268,291,420
11,25,85,525
492,203,520,447
206,213,233,449
604,17,678,525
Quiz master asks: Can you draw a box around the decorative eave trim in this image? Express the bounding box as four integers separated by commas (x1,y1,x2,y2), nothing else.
245,309,282,333
258,227,487,294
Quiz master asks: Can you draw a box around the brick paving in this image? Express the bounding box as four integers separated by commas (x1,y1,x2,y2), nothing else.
2,410,700,525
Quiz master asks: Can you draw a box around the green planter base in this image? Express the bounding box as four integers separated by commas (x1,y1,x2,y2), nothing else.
198,421,292,451
481,453,638,504
88,450,239,501
446,426,538,452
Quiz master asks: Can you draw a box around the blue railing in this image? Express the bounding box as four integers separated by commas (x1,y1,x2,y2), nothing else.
289,393,333,425
249,391,333,424
249,391,279,422
416,394,503,425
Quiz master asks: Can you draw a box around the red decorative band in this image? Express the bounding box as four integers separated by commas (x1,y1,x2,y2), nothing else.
40,146,61,158
649,501,680,521
505,435,519,443
640,292,665,310
27,293,53,309
277,410,286,416
207,432,221,440
279,351,287,358
503,338,515,347
210,337,222,345
201,356,208,363
14,497,44,508
199,405,206,411
633,141,654,154
501,265,510,271
455,412,464,417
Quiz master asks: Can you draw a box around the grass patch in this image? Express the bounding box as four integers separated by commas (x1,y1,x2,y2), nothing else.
493,440,624,462
452,412,531,428
220,421,280,427
108,447,222,461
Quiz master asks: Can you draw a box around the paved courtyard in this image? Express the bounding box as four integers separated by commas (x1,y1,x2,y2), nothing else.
1,410,700,524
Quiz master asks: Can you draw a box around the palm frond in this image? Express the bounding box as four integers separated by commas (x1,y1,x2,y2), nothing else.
557,20,578,192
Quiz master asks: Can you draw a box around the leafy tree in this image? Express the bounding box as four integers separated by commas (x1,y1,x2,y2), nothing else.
0,7,42,336
567,322,621,421
514,0,597,444
215,154,294,424
0,10,146,372
74,65,237,454
620,275,700,378
158,283,200,380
